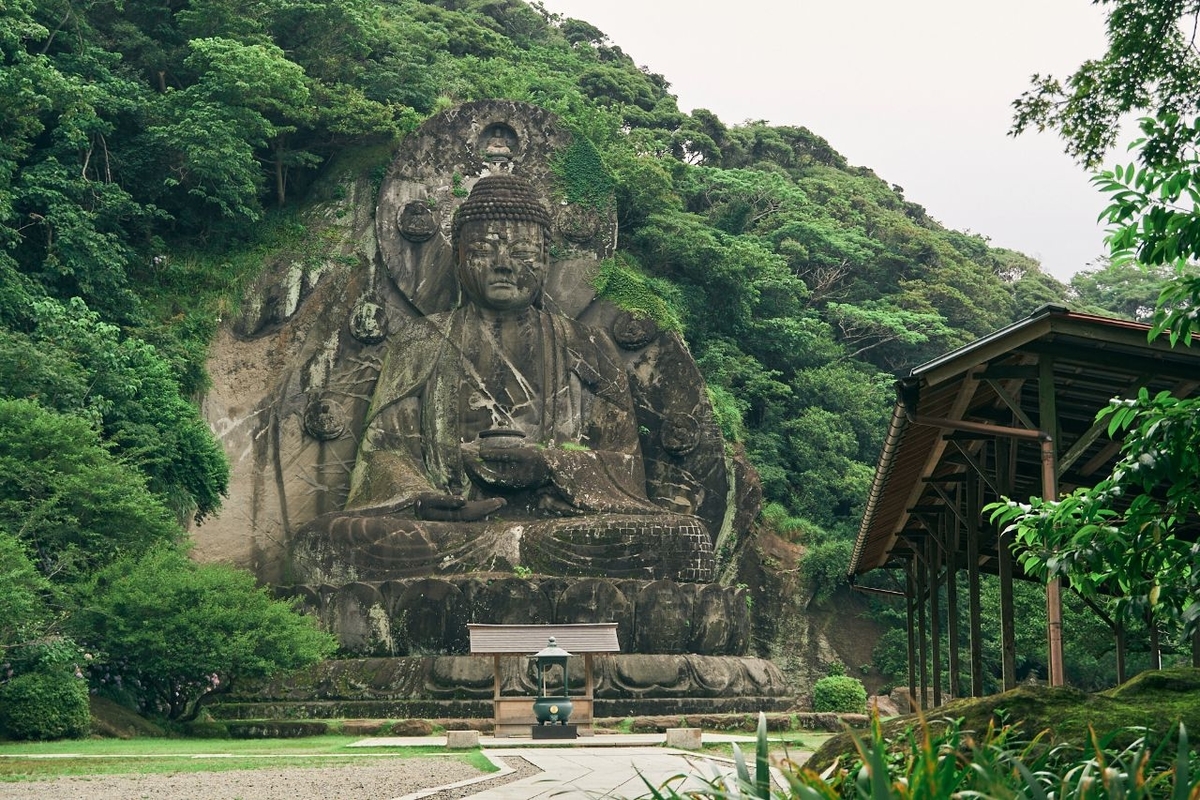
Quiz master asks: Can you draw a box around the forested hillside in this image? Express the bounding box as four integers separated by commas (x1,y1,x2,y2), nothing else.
1,0,1164,718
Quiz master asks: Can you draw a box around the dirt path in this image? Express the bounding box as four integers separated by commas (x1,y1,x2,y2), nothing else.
0,757,491,800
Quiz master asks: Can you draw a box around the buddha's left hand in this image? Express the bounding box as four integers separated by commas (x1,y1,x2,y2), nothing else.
463,440,551,489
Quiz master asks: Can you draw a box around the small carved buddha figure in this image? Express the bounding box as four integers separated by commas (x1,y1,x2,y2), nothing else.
289,174,714,584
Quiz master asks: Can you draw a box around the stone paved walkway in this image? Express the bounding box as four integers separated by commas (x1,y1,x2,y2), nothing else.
363,733,804,800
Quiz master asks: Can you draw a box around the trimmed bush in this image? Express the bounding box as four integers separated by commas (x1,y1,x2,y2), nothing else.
0,671,91,740
812,674,868,714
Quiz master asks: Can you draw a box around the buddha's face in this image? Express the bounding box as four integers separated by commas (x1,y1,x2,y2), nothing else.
456,219,548,311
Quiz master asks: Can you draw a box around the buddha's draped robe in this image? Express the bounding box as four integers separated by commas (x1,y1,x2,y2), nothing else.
346,304,660,517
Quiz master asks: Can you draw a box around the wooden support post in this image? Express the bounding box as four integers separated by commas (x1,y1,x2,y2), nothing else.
929,532,942,708
1116,622,1127,684
906,564,917,711
996,437,1017,691
917,556,929,710
967,475,984,697
945,510,960,701
1038,358,1065,687
1193,627,1200,669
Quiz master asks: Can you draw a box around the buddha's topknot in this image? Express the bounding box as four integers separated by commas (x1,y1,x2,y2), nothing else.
451,174,552,249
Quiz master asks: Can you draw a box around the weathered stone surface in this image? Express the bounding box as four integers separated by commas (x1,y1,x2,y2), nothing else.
389,579,469,655
195,100,741,586
691,583,749,655
634,581,693,654
665,728,702,749
193,100,789,716
446,729,480,748
460,577,553,626
277,576,750,658
551,579,635,650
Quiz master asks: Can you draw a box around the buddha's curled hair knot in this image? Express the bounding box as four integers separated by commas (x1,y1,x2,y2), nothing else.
452,174,553,248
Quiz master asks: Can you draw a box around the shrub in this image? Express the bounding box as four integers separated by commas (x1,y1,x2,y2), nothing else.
0,671,91,740
75,545,336,721
812,674,868,714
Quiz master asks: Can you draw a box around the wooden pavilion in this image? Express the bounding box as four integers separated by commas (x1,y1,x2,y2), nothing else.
467,622,620,737
848,305,1200,708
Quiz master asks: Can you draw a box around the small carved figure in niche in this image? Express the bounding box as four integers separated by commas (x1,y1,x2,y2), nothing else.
481,124,518,164
661,413,701,456
611,311,660,350
349,301,388,344
398,201,437,242
304,399,347,441
289,174,714,583
557,203,600,243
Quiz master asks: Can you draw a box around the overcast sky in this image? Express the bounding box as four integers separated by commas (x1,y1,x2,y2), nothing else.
536,0,1114,281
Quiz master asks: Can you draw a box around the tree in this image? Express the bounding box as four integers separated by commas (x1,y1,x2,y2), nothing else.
0,531,54,659
0,0,153,321
1069,257,1175,320
74,545,336,721
0,297,229,522
0,398,182,583
1011,0,1200,168
997,0,1200,641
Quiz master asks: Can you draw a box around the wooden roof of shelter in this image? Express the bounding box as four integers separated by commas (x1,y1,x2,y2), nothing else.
467,623,620,654
849,305,1200,580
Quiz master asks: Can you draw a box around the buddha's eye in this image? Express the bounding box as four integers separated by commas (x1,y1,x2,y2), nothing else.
510,243,539,260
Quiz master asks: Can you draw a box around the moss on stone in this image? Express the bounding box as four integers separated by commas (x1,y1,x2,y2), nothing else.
807,667,1200,772
592,254,683,332
550,134,615,211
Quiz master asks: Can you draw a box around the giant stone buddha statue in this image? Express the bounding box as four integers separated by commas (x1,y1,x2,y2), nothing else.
288,173,715,584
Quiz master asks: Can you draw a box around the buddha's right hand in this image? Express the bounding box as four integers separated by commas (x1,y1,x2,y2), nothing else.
413,492,505,522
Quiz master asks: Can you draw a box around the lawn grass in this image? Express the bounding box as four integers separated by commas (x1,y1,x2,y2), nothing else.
0,736,495,782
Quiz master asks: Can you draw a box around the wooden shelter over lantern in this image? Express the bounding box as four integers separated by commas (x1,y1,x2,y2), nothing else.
849,305,1200,708
468,623,619,736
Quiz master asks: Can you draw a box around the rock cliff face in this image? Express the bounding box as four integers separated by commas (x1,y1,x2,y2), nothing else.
194,100,752,624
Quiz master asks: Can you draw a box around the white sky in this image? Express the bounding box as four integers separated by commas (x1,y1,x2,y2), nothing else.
535,0,1114,281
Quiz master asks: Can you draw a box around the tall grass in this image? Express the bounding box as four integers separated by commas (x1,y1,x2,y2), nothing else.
639,712,1200,799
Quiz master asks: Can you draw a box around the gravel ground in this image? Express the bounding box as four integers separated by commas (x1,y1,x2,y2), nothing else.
0,754,538,800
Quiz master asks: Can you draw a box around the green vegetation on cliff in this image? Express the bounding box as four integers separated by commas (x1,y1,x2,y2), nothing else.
0,0,1172,733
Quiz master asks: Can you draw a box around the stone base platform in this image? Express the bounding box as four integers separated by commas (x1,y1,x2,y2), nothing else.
205,654,794,721
532,723,577,739
206,695,796,721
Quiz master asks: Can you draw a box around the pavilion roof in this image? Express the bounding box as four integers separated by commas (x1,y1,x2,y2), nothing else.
467,623,620,654
850,304,1200,579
